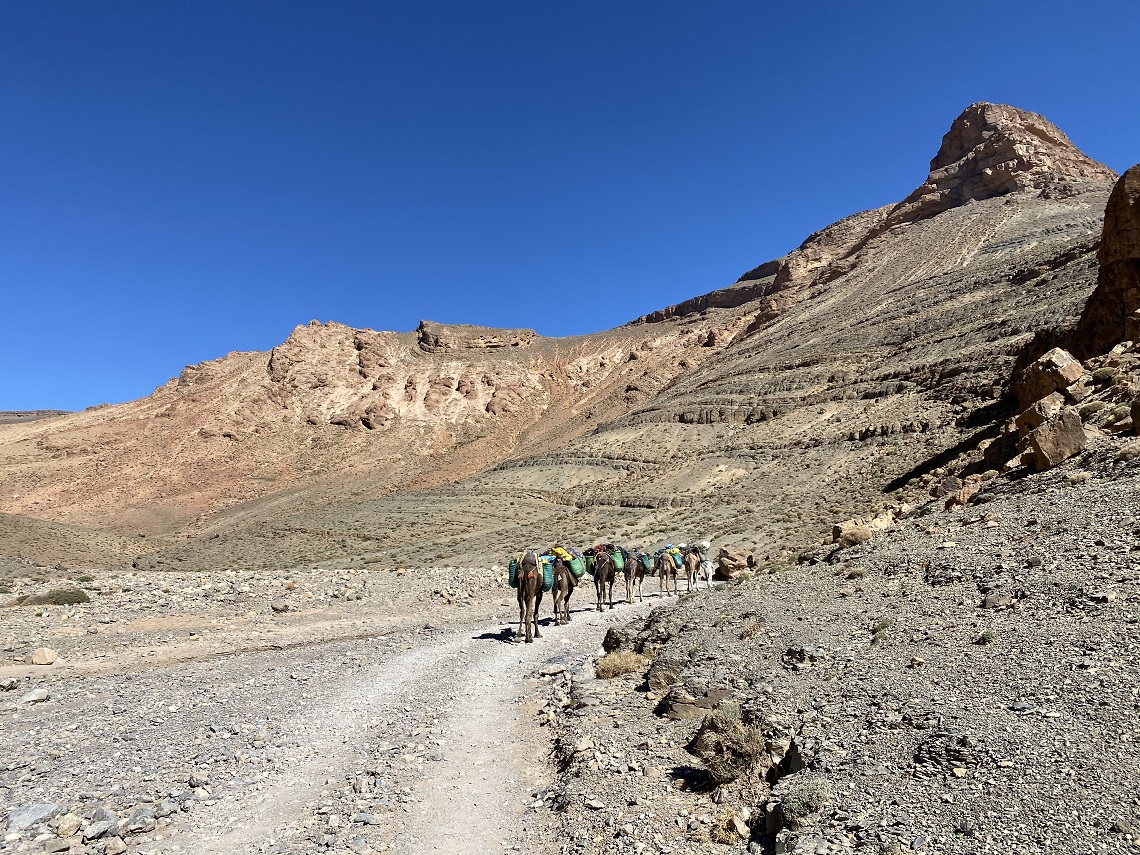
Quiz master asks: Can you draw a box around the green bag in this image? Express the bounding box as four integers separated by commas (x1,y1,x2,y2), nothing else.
611,550,625,570
539,555,554,592
508,558,519,588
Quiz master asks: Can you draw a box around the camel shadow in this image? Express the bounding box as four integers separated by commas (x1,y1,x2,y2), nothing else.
472,627,515,644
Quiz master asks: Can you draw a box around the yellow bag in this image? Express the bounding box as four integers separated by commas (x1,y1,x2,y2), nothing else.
551,546,572,563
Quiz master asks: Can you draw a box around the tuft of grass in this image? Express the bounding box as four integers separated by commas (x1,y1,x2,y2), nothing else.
75,574,95,583
871,617,893,633
22,588,91,606
975,629,998,645
595,651,647,679
1079,401,1108,420
1092,366,1119,384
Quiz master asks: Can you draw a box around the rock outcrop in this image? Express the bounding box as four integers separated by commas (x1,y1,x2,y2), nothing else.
1072,165,1140,357
886,103,1117,229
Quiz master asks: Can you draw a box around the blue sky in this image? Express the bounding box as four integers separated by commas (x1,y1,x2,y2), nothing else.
2,1,1138,410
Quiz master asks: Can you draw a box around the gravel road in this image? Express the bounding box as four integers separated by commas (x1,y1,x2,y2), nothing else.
2,570,657,855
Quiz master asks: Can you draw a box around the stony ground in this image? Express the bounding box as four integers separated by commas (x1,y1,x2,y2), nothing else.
1,561,665,855
545,435,1140,855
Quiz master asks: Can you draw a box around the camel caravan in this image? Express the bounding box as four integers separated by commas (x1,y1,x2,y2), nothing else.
507,541,714,643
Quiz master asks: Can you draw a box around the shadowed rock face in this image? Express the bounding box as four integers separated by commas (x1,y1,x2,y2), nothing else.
1072,165,1140,358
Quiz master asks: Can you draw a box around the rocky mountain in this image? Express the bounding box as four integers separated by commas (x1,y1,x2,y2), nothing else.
0,102,1123,571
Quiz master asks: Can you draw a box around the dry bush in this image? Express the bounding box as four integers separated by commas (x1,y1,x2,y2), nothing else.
22,588,90,606
687,710,767,785
595,651,647,679
739,621,766,640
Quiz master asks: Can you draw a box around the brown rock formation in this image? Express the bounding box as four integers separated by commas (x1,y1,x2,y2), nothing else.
1071,165,1140,357
887,103,1117,228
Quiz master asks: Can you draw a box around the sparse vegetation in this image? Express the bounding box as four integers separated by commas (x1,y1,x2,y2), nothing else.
7,588,91,606
1092,366,1119,384
740,621,766,640
975,628,999,645
779,775,833,820
687,710,767,785
595,650,646,679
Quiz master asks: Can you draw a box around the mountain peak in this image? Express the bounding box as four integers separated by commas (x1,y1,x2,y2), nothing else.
890,102,1117,225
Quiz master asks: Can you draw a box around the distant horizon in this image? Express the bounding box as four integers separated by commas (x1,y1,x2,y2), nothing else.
3,1,1138,410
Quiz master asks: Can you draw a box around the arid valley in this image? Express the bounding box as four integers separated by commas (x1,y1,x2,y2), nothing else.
4,102,1140,855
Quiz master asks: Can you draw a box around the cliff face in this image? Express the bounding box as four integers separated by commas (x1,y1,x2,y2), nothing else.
1071,164,1140,357
0,103,1124,568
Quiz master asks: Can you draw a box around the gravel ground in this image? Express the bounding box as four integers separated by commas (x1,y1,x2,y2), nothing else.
545,435,1140,855
1,561,659,855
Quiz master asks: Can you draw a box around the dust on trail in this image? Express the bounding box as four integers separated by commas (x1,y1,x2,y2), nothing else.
176,599,656,855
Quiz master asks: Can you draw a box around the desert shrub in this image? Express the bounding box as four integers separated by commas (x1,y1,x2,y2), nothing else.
740,621,766,640
975,628,998,645
845,565,866,579
1079,401,1108,420
1093,367,1119,384
687,710,766,785
75,574,95,583
23,588,90,606
595,651,646,679
779,775,832,820
1109,404,1131,423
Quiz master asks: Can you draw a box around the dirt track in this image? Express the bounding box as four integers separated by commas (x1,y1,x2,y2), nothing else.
1,567,658,855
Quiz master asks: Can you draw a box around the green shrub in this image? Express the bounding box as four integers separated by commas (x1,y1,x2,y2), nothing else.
1092,367,1119,384
780,775,832,820
22,588,90,606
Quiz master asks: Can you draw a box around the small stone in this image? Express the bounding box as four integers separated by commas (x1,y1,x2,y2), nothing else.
44,841,71,853
732,816,750,838
27,648,58,666
56,813,81,837
270,600,290,613
18,688,50,705
539,664,566,676
103,836,127,855
0,677,16,691
586,799,605,810
909,656,925,668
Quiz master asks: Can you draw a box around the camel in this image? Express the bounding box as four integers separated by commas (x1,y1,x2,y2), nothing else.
515,549,544,643
656,550,678,597
630,549,653,602
684,549,710,591
616,548,634,605
592,549,617,611
551,556,578,625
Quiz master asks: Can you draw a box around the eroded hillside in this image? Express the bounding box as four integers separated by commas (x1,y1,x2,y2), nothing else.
0,102,1122,570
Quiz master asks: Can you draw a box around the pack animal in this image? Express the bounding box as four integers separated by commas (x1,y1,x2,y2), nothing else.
515,549,544,643
656,549,678,597
552,556,578,625
684,549,710,591
592,548,618,611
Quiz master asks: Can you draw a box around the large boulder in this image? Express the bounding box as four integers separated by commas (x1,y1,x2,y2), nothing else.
1015,348,1085,409
1028,408,1087,471
1072,165,1140,358
715,547,754,580
1014,391,1066,436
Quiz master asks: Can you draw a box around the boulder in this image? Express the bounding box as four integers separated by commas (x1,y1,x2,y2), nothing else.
715,547,753,580
6,803,60,832
27,647,58,666
1016,348,1085,408
832,522,872,549
1132,399,1140,436
1028,408,1086,471
1014,391,1066,436
1072,164,1140,358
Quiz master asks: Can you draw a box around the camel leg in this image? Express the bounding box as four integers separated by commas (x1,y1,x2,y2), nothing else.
533,589,543,639
517,591,525,640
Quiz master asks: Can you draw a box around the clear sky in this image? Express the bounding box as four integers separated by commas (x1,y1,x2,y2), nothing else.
2,1,1138,410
